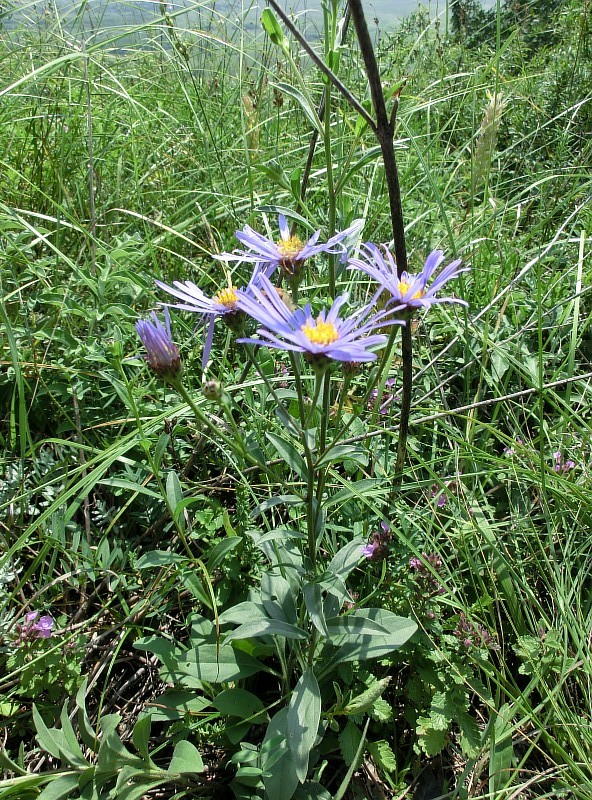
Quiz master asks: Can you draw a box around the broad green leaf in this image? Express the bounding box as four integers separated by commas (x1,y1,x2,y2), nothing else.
33,706,87,768
168,740,204,774
327,538,364,579
367,739,397,773
326,614,390,638
267,432,307,481
261,572,298,625
287,669,321,783
218,601,268,627
315,445,368,469
338,720,363,768
36,774,80,800
275,405,302,438
262,708,299,800
273,82,323,135
224,619,309,642
303,582,329,637
166,470,184,530
212,688,266,721
322,609,417,667
131,715,152,762
261,7,287,47
294,783,333,800
178,644,264,682
135,550,185,569
207,537,242,571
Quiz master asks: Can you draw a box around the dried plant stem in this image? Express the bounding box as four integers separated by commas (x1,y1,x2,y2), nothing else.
347,0,411,490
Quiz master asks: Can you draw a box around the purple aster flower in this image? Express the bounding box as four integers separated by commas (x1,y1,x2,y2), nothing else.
348,245,470,312
217,214,363,279
135,308,181,380
235,275,396,364
155,265,269,368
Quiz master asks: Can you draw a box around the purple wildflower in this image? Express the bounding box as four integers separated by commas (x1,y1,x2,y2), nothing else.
135,308,181,379
16,611,54,643
553,451,575,474
362,522,391,562
504,436,523,457
155,266,267,369
236,274,397,364
217,214,362,279
368,377,398,415
454,612,499,651
348,245,469,312
361,542,378,559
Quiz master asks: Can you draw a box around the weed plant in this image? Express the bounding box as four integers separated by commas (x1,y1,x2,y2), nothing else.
0,0,591,797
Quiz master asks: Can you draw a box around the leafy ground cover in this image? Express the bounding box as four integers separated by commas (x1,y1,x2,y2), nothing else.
1,0,591,797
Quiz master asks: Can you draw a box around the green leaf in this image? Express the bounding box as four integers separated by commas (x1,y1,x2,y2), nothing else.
294,783,333,800
36,774,80,800
131,715,152,762
338,720,363,768
261,572,298,625
416,718,447,756
261,8,287,48
218,601,268,626
326,614,390,638
489,703,515,793
343,677,391,716
147,690,211,722
178,644,264,683
206,537,242,571
96,714,144,772
273,82,323,135
166,470,184,530
327,537,364,580
212,688,266,721
287,669,321,783
267,432,307,481
262,708,300,800
370,698,393,723
135,550,185,569
303,582,329,638
168,740,204,774
367,739,397,773
224,619,309,642
315,444,368,469
323,609,417,667
33,706,87,768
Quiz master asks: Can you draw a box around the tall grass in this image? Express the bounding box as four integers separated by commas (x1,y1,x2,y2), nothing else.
1,0,591,796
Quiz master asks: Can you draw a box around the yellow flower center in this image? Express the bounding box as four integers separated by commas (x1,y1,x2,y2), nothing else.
214,286,239,308
277,235,304,260
398,278,424,301
302,319,339,346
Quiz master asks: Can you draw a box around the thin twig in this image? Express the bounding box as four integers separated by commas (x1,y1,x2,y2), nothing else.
267,0,376,131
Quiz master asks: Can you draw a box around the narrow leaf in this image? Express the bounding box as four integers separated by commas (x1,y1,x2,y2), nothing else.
287,669,321,783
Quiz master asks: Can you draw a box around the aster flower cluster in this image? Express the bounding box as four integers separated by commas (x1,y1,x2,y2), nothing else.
135,213,467,375
14,611,54,644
